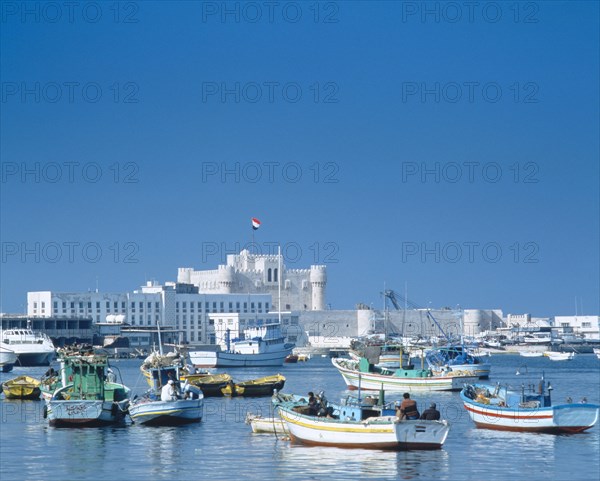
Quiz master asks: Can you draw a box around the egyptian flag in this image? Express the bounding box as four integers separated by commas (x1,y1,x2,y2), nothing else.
251,217,261,230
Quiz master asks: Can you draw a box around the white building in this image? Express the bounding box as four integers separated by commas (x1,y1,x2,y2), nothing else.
553,315,600,341
28,283,272,345
178,249,326,311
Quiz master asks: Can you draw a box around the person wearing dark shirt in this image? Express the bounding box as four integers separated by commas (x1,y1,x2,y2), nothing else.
397,392,419,420
308,392,319,415
420,402,441,420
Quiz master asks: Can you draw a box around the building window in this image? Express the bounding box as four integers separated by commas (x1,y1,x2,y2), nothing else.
268,268,272,282
155,302,159,309
122,302,126,309
131,302,135,310
147,302,151,309
582,322,591,328
114,302,118,309
53,301,58,309
34,302,38,308
106,302,110,309
139,302,143,309
70,302,75,308
62,301,67,308
88,302,92,309
274,268,278,282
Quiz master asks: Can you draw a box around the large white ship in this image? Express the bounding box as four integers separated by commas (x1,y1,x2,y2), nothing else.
0,345,18,372
189,322,294,367
1,328,55,366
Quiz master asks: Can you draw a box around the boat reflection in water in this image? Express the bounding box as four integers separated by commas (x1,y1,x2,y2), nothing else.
272,444,450,480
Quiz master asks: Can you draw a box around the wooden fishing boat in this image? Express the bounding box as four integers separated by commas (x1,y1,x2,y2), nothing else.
544,351,575,361
2,376,41,399
129,360,203,426
274,391,449,450
332,357,478,392
425,345,491,379
460,377,599,433
245,413,288,434
184,373,233,397
221,374,286,397
45,352,131,427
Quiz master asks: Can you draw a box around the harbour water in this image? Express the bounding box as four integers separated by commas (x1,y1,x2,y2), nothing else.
1,355,599,481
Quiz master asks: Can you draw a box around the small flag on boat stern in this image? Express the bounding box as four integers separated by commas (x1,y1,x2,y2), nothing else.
251,218,261,230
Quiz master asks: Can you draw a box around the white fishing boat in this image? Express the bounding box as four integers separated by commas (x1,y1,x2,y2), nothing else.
461,377,599,433
332,357,478,392
1,328,55,366
0,345,17,372
189,323,294,368
275,392,449,449
245,413,288,434
544,351,575,361
129,323,203,425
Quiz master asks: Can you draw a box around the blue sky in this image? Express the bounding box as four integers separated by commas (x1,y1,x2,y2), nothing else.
1,1,598,317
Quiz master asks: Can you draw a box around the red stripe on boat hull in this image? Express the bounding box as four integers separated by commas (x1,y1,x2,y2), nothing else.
472,422,592,434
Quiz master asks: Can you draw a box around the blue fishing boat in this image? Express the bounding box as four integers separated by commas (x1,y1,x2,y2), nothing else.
460,376,599,433
128,360,203,425
129,322,203,425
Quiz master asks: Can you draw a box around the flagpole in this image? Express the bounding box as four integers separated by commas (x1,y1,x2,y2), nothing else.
278,244,282,323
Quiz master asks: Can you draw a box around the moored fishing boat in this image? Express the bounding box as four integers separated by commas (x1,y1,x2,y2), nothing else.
184,373,233,397
189,322,294,368
129,362,203,426
245,413,288,434
2,375,41,399
45,352,130,427
274,391,449,449
544,351,575,361
332,357,478,392
426,345,491,379
221,374,286,397
460,377,599,433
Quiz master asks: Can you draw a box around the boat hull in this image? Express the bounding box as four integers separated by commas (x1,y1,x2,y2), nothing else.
278,408,449,450
246,414,288,434
333,359,477,392
46,400,129,427
129,399,204,425
189,347,293,368
15,351,55,367
460,386,599,433
0,348,17,372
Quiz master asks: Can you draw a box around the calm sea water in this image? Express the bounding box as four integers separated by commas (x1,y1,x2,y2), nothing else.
1,354,599,481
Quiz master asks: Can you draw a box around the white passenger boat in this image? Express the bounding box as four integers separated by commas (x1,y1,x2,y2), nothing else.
0,345,17,372
1,328,55,366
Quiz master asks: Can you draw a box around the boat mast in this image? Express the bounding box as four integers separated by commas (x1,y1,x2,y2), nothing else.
157,320,164,356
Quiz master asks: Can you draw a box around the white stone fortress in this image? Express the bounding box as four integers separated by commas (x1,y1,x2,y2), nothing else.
178,249,327,311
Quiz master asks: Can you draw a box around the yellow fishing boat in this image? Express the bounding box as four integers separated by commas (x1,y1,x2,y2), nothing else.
2,375,42,399
221,374,286,397
185,373,232,397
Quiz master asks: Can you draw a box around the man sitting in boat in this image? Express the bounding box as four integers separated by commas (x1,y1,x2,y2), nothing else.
308,392,319,416
397,393,420,420
420,402,441,420
161,380,180,401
